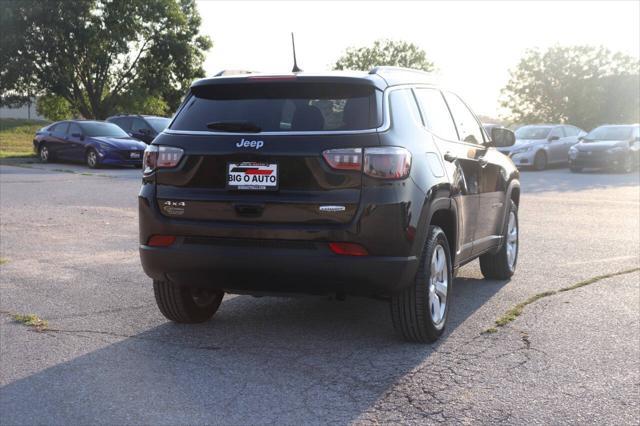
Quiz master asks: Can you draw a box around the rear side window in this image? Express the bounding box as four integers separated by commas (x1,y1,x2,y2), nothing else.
443,92,485,145
414,89,459,141
52,122,68,137
170,82,381,132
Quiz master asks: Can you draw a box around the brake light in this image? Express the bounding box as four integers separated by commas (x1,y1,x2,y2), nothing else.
363,147,411,179
322,148,362,171
148,235,176,247
329,242,369,256
143,145,184,174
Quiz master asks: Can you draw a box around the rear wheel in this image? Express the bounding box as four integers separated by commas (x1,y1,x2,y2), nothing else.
619,156,633,173
480,200,518,279
533,151,547,171
391,226,452,343
39,144,52,163
86,148,100,169
153,280,224,323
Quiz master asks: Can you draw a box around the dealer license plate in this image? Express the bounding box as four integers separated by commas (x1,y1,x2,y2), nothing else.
227,162,278,191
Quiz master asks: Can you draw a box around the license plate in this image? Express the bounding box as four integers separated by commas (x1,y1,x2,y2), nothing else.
130,152,141,159
227,162,278,190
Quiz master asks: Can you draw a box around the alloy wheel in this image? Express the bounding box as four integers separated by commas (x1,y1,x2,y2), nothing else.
428,244,448,328
506,211,518,271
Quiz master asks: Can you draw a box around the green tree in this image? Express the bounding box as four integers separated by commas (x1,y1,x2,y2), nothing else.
501,46,640,129
0,0,211,119
334,39,434,72
36,95,76,121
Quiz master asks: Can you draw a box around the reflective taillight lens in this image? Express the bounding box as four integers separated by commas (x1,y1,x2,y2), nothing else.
322,148,362,171
363,147,411,179
143,145,184,174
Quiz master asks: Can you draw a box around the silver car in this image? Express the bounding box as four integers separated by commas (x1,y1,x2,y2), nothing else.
497,124,586,170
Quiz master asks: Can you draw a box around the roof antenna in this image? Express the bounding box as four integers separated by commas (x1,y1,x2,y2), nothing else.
291,32,302,73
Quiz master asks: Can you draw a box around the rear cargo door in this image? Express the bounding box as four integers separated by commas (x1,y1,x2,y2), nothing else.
154,79,382,225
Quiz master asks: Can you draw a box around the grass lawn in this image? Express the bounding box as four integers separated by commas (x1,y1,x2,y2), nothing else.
0,118,50,159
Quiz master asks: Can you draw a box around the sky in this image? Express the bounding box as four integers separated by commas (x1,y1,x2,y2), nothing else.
197,0,640,117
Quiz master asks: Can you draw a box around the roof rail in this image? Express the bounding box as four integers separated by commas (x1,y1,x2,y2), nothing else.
368,66,435,85
213,69,257,77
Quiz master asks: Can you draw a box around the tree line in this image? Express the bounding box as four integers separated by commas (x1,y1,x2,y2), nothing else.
1,0,638,129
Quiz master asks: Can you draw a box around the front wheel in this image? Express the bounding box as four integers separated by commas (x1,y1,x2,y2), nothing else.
391,226,452,343
153,280,224,323
480,200,519,279
533,151,547,171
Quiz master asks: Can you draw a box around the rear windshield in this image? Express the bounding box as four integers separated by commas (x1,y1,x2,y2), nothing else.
170,82,382,132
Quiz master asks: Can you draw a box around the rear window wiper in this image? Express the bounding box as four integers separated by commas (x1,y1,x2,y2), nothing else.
206,121,262,133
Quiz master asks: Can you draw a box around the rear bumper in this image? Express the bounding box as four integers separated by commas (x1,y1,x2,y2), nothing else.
137,178,426,296
140,239,417,296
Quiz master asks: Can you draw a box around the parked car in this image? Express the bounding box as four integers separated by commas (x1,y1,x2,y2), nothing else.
106,114,171,143
33,120,148,168
138,67,520,343
569,124,640,173
497,124,586,170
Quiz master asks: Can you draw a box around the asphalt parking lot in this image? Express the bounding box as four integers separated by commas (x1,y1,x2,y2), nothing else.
1,162,639,424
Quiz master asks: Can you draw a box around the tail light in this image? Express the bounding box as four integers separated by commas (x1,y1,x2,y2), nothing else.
143,145,184,174
364,147,411,179
328,242,369,256
148,235,176,247
322,148,362,171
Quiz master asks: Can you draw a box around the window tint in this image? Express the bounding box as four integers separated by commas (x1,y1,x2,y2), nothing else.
68,123,82,135
414,89,458,141
131,118,151,133
170,83,381,132
443,92,484,145
52,122,68,137
564,126,579,137
79,122,129,137
549,127,564,138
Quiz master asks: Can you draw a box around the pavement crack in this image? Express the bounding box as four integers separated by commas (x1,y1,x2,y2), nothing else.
483,267,640,333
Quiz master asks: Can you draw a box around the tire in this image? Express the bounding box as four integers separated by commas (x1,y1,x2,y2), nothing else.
39,144,53,163
570,165,582,173
153,280,224,323
618,157,632,174
480,200,518,280
86,148,100,169
533,151,547,171
390,226,452,343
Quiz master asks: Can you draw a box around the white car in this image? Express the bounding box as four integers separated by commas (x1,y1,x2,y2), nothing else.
497,124,586,170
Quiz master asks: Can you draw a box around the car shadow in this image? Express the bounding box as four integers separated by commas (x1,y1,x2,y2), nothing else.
0,274,508,424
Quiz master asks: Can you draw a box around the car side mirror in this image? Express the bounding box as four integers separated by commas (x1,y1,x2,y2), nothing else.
548,136,560,142
635,136,640,142
578,136,584,142
490,127,516,147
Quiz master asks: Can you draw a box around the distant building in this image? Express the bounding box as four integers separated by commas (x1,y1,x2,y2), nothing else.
0,98,45,120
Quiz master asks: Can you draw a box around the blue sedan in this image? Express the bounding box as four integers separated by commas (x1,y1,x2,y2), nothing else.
33,120,148,168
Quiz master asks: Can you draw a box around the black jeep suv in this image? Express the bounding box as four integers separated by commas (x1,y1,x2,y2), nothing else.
139,67,519,342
